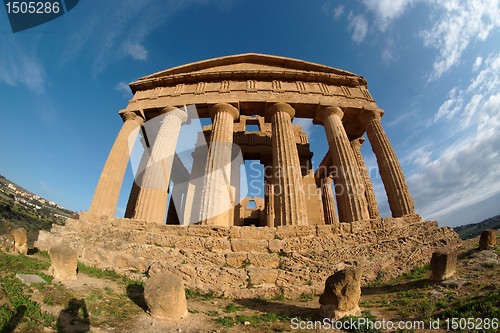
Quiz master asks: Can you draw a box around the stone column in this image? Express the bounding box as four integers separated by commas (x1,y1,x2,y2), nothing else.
361,109,414,217
263,159,275,227
266,103,308,226
360,109,415,217
350,138,380,219
124,136,149,218
200,103,239,227
321,177,339,225
89,112,143,217
133,107,187,224
314,106,369,222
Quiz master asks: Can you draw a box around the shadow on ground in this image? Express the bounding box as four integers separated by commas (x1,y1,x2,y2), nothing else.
126,284,148,312
56,298,90,333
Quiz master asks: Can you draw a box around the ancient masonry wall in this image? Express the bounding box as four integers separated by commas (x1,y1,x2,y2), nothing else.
35,214,460,298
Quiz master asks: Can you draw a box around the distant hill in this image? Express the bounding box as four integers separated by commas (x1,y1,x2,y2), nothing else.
454,215,500,240
0,174,77,245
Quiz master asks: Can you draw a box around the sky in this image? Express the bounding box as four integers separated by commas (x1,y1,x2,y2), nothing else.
0,0,498,227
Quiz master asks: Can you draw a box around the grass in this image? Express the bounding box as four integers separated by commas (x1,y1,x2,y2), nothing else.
437,292,500,320
299,293,314,302
224,303,245,313
401,264,430,280
185,289,216,301
0,273,57,331
0,251,50,273
76,262,144,287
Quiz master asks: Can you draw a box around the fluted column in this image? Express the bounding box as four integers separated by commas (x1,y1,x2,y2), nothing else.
321,177,339,225
315,106,369,222
89,112,143,217
351,137,380,219
124,136,149,218
133,107,187,224
200,103,239,226
266,103,308,226
361,109,414,217
263,159,275,227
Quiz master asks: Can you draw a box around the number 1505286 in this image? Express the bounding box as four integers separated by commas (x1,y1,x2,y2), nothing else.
5,1,60,14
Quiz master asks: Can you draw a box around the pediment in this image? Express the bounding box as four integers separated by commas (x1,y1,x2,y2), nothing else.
138,53,358,81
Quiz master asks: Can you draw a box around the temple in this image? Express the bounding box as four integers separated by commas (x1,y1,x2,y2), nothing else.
88,53,415,226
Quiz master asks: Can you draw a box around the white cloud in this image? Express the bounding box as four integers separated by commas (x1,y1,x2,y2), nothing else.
123,41,148,61
421,0,500,80
362,0,415,30
114,81,132,98
473,56,483,71
0,41,45,93
407,52,500,225
348,13,369,43
334,6,345,20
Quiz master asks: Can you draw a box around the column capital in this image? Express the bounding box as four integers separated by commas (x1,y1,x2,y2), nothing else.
265,102,295,120
121,111,144,125
359,108,384,125
314,106,343,124
209,103,239,120
350,137,366,149
161,106,188,123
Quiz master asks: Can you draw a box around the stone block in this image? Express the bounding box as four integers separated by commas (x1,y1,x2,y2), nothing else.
187,225,230,237
144,271,188,320
9,227,28,255
49,243,78,281
268,239,284,253
479,229,497,250
319,267,362,320
236,227,275,240
230,239,268,252
247,253,279,268
248,268,278,285
430,250,457,281
225,253,248,267
0,234,14,252
275,225,315,239
316,225,334,236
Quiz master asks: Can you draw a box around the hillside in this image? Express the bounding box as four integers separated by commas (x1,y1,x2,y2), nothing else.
454,215,500,240
0,175,77,245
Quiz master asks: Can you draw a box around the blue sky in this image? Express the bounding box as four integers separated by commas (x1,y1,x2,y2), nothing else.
0,0,498,227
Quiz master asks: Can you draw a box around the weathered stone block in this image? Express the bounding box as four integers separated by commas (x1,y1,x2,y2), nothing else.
275,225,315,239
268,239,284,253
49,243,78,281
235,227,275,240
187,225,230,237
479,229,496,250
247,253,279,268
430,250,457,281
248,268,278,285
319,267,362,320
144,271,188,320
9,227,28,255
230,239,268,252
225,253,248,267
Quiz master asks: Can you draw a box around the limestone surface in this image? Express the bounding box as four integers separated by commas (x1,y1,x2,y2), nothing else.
9,227,28,254
430,250,457,281
144,271,188,320
319,267,362,320
479,229,497,250
49,243,78,281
